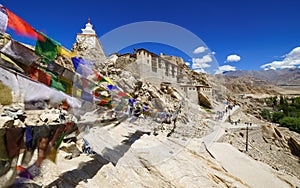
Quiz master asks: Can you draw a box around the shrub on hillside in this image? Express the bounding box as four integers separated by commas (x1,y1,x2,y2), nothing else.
260,109,271,120
272,111,285,123
279,117,300,133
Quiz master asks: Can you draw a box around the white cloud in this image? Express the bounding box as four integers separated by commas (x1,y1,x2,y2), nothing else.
226,54,241,62
215,65,236,74
193,46,207,54
194,68,207,73
211,51,216,55
260,47,300,70
192,55,212,64
192,55,212,69
185,62,190,66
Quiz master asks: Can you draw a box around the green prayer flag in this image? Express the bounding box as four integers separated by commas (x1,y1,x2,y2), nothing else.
55,132,66,149
35,33,59,63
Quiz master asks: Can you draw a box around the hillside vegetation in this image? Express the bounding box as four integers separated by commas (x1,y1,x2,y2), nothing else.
260,96,300,133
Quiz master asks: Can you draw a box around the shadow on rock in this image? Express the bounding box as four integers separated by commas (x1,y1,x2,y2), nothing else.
45,154,109,188
102,130,150,166
45,130,150,187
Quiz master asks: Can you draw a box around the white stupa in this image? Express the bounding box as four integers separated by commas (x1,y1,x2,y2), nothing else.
72,18,107,68
81,18,96,35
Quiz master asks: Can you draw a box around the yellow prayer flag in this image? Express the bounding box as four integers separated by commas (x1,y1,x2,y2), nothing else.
0,53,24,72
57,46,77,57
47,148,58,163
104,77,115,86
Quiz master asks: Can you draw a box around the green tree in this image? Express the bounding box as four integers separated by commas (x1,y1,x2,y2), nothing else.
271,96,277,107
272,111,285,123
279,95,284,106
260,109,271,120
279,117,300,133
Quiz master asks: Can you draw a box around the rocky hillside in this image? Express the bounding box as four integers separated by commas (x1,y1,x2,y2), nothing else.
206,74,279,108
224,68,300,86
222,76,279,96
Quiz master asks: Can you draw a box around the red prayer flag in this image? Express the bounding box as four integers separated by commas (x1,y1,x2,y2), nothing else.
5,8,45,41
118,91,128,97
99,99,110,106
93,70,103,81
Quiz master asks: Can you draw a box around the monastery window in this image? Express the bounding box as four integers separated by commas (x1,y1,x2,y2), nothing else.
177,77,181,83
165,63,169,76
159,60,162,68
172,65,175,78
152,60,157,72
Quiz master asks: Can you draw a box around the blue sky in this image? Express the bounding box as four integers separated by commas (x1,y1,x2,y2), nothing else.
2,0,300,73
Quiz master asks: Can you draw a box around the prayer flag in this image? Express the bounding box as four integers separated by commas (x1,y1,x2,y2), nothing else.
5,127,24,158
0,39,38,66
92,70,105,82
107,85,117,91
25,127,33,149
57,45,76,57
0,53,24,72
35,34,58,63
48,132,66,163
0,5,8,34
99,99,111,106
71,57,87,71
0,129,9,160
117,91,128,97
5,8,45,41
104,77,114,85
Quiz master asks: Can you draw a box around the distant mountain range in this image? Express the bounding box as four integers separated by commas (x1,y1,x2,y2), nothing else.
223,68,300,86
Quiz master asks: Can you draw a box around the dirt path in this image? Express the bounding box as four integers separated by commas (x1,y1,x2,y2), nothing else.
203,105,300,187
208,143,293,188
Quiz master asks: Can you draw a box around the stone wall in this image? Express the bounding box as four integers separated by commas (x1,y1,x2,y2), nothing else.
136,50,186,86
